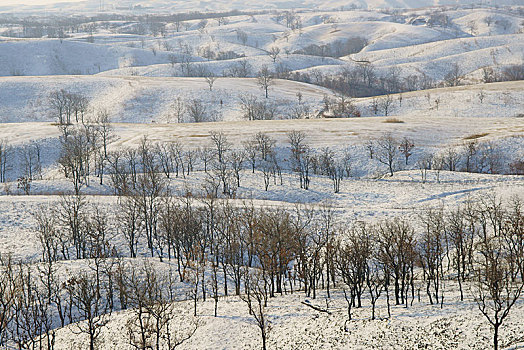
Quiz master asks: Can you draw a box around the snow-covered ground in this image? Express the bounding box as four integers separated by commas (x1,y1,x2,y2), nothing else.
0,77,522,123
0,76,332,123
50,283,524,350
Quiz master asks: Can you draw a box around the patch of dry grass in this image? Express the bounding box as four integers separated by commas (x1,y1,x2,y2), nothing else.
463,132,489,140
382,117,404,123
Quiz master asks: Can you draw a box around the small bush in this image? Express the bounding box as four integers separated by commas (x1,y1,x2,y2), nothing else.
463,132,489,140
382,118,404,123
509,159,524,175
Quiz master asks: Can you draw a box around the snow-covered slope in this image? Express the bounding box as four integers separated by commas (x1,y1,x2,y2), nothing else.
0,75,332,123
0,39,174,76
349,33,524,81
0,76,522,124
1,8,522,83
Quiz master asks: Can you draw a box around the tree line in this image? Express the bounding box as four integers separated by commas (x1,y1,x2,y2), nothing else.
3,120,523,197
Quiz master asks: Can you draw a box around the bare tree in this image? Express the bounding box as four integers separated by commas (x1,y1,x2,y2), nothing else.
288,130,311,189
257,66,274,99
478,90,486,104
58,128,92,194
241,270,271,350
472,230,524,350
444,63,463,87
94,109,112,159
267,47,280,63
243,139,258,173
371,98,379,115
417,153,433,183
198,146,213,173
418,207,447,306
172,97,185,123
204,73,218,91
56,193,88,260
253,132,276,162
464,141,478,173
0,139,10,183
65,272,111,350
186,99,207,123
211,156,235,196
239,94,277,121
135,137,166,258
228,150,245,187
399,137,414,165
376,218,416,306
168,54,178,67
21,141,42,181
49,89,69,124
329,157,346,193
118,194,143,258
0,256,17,346
227,59,252,77
210,131,230,164
442,147,460,172
236,30,248,45
365,140,374,159
432,155,444,183
336,222,375,318
446,204,475,301
375,133,398,176
173,15,184,32
71,93,89,123
380,94,394,116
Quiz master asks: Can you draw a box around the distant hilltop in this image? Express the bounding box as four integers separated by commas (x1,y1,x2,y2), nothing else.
1,0,522,15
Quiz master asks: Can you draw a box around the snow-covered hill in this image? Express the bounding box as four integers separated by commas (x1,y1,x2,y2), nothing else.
0,39,176,76
0,76,521,124
1,8,522,84
0,76,332,123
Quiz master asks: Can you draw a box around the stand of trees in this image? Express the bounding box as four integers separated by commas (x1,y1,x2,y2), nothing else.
1,191,523,349
3,123,522,199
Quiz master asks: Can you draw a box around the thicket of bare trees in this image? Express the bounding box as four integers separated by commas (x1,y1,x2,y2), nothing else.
1,118,523,350
49,90,89,125
0,253,200,350
1,126,524,350
2,190,522,349
293,37,368,58
4,119,520,199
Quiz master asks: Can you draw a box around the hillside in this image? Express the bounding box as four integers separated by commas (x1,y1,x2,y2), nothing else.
0,76,335,123
0,76,521,124
1,7,522,84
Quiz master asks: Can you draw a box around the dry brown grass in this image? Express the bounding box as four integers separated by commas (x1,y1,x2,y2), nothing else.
382,117,405,123
463,132,489,140
187,134,209,138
